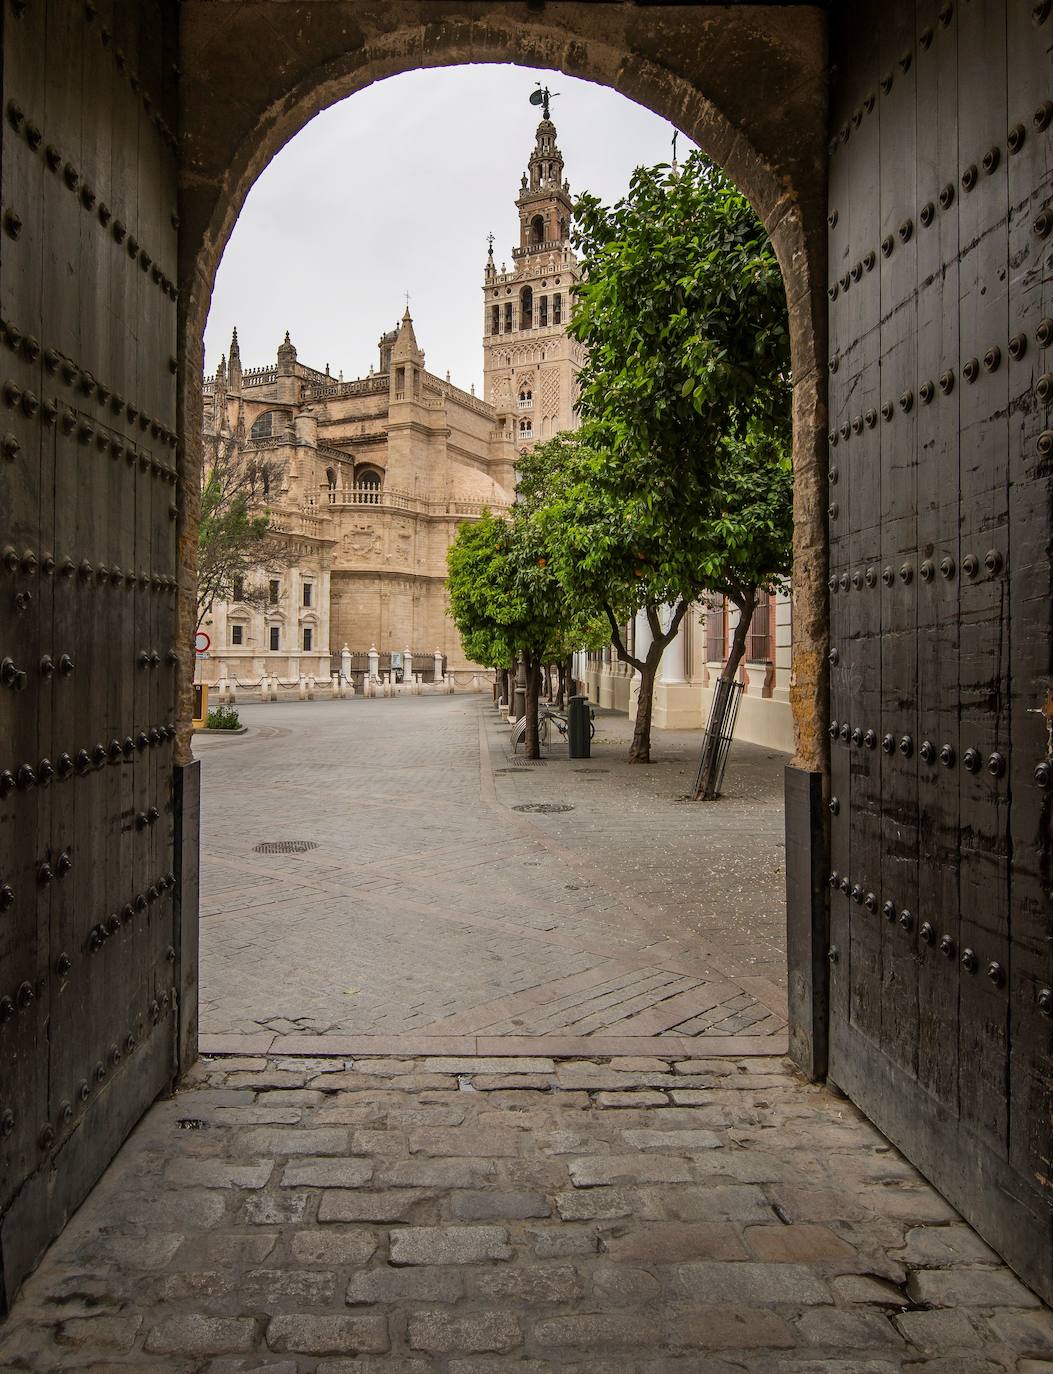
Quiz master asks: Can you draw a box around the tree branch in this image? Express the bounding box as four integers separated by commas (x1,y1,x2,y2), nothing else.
604,603,643,672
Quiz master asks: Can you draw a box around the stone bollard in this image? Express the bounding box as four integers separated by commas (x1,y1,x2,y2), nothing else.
404,647,413,686
367,644,380,685
433,648,443,685
298,675,307,701
306,675,315,700
331,672,340,699
341,643,351,683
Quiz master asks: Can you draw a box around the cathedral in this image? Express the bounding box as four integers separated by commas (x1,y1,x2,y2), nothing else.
199,111,581,686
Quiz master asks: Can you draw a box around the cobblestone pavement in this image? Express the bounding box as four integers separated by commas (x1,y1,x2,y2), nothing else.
2,1053,1050,1371
196,698,787,1053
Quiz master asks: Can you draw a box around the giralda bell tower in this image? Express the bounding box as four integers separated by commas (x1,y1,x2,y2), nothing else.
482,89,583,455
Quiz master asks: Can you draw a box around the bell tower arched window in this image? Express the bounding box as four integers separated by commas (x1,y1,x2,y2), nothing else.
520,286,533,330
530,214,545,245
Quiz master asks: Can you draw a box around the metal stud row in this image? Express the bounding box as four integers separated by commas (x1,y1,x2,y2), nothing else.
828,2,1051,160
82,0,179,152
0,981,179,1153
826,871,1052,1016
1,314,178,447
4,98,178,296
827,551,1002,589
0,725,177,797
0,548,177,592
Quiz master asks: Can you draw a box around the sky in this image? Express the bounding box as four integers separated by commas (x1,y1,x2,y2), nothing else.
204,64,694,395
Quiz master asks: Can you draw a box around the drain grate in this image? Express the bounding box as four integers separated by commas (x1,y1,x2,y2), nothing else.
571,768,609,774
513,802,575,814
253,840,319,854
506,756,547,767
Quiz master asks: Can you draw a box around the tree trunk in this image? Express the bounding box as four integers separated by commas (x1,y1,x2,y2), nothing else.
523,652,542,760
623,600,691,764
630,656,659,763
556,660,566,709
695,591,756,800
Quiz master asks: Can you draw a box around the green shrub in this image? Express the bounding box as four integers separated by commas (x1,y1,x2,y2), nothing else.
206,704,241,730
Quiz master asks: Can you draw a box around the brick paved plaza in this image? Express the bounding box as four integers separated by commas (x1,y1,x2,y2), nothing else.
3,1051,1050,1370
3,696,1050,1366
197,697,788,1056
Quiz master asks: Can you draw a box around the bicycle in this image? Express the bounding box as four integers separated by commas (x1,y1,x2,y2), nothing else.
511,704,594,752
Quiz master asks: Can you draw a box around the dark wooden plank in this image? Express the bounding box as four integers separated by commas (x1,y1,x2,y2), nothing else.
1005,0,1053,1219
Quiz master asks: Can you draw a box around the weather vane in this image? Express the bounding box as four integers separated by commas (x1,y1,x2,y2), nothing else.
529,84,558,119
487,231,495,255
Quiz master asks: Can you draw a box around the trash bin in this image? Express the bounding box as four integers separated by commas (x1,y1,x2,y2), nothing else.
568,695,591,759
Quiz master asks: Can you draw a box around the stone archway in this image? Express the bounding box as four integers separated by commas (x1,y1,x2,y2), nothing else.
175,1,829,778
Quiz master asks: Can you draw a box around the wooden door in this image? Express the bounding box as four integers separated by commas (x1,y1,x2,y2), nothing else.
827,0,1053,1302
0,0,180,1308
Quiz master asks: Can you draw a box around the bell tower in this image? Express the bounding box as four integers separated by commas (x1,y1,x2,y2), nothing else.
482,93,583,455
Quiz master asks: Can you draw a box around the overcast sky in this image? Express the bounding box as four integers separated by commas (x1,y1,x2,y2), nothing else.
204,64,694,394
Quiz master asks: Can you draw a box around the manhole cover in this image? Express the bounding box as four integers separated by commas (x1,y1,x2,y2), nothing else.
513,802,575,814
572,768,609,774
493,767,534,776
253,840,319,854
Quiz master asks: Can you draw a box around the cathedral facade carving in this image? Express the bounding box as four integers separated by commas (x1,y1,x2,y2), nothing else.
199,113,580,687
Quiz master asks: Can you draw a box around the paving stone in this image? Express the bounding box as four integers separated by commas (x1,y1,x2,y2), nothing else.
317,1189,430,1222
144,1315,257,1355
409,1127,520,1157
447,1362,553,1374
390,1225,513,1265
239,1267,337,1306
668,1307,796,1349
568,1155,693,1186
116,1189,227,1230
239,1127,350,1156
156,1270,234,1301
469,1074,556,1091
674,1260,831,1305
180,1232,279,1266
894,1309,987,1353
240,1190,312,1225
556,1069,677,1091
595,1091,671,1109
605,1221,749,1263
54,1315,142,1352
313,1105,388,1125
796,1308,903,1347
280,1156,374,1188
423,1058,555,1074
94,1233,186,1268
592,1260,661,1301
346,1264,465,1305
472,1263,584,1303
266,1313,389,1354
206,1106,304,1126
351,1129,407,1155
744,1223,857,1261
290,1229,379,1265
407,1309,522,1353
164,1159,274,1189
622,1128,722,1152
264,1089,327,1105
225,1071,310,1091
317,1361,431,1374
449,1188,551,1220
386,1105,468,1127
832,1274,908,1305
530,1226,602,1257
893,1223,1001,1266
908,1268,1040,1308
633,1183,774,1222
533,1312,662,1347
555,1187,632,1221
382,1158,498,1188
984,1309,1053,1350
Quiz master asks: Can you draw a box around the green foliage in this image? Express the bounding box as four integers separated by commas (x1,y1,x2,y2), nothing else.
205,704,242,731
445,509,597,668
570,149,792,500
197,432,285,631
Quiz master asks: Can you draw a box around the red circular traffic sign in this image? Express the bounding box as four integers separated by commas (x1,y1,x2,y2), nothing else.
194,631,211,655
